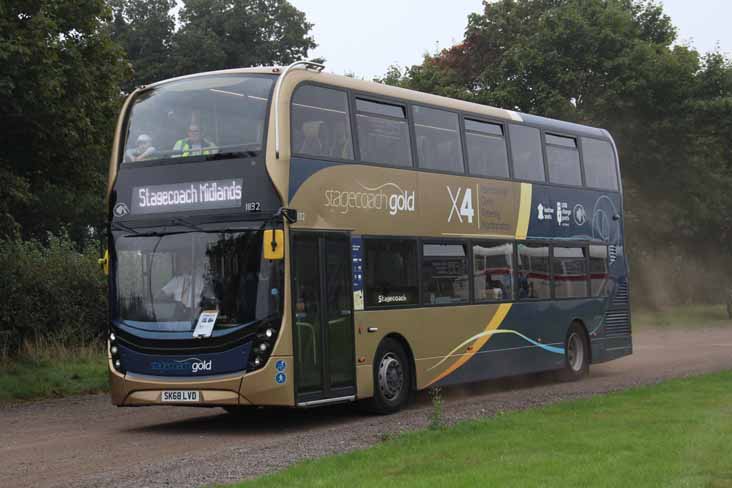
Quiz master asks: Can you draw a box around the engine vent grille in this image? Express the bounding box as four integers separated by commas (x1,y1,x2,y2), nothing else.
605,309,631,336
612,280,629,307
605,279,631,336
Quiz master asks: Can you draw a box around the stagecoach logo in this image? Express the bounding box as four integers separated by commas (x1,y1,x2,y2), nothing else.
113,202,130,217
323,181,416,216
150,357,213,374
131,179,243,215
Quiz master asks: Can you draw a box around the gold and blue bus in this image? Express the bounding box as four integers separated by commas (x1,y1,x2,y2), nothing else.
104,61,631,413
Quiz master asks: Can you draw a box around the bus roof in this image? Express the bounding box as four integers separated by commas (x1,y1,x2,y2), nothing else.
145,66,610,140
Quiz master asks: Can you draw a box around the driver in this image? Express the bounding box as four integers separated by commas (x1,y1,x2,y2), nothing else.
159,253,203,309
172,124,215,157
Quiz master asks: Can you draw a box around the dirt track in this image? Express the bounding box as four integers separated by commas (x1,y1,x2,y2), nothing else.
2,326,732,488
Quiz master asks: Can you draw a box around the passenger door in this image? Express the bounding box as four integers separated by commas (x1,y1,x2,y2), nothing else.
292,232,356,405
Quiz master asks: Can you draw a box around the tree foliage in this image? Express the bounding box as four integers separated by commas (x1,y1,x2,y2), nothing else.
383,0,732,253
109,0,176,92
111,0,316,88
0,233,106,356
0,0,130,240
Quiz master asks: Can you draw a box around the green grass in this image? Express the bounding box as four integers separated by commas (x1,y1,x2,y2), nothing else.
633,303,732,329
226,371,732,488
0,341,108,403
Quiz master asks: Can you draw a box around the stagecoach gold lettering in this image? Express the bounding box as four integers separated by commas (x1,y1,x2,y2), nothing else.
323,183,415,216
324,189,387,214
133,179,243,213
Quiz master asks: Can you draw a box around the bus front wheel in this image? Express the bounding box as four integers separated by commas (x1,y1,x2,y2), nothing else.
368,338,411,414
558,323,589,381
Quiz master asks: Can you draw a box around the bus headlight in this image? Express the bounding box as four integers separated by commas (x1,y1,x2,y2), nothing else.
248,321,280,372
110,332,125,373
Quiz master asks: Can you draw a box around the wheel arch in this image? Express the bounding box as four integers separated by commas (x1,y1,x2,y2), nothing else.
570,318,592,364
379,333,417,392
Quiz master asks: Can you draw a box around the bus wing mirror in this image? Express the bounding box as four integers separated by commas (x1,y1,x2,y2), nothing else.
263,229,284,260
98,249,110,276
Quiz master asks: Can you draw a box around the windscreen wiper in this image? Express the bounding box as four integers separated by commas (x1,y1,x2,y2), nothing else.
111,221,141,235
171,217,205,232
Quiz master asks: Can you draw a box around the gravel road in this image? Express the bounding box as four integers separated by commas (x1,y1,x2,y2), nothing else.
2,326,732,488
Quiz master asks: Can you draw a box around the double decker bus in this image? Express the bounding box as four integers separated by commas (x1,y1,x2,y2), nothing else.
104,61,631,413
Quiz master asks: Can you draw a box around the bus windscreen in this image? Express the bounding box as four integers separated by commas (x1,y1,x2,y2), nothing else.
123,74,275,163
113,230,283,332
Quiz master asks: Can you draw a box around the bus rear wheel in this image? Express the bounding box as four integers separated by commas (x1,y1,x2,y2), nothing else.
368,338,411,414
558,323,589,381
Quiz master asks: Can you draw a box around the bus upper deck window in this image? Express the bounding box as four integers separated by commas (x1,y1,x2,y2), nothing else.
465,119,509,179
355,98,412,168
122,75,275,164
291,85,354,160
546,133,582,186
509,125,545,182
581,138,619,191
413,105,464,173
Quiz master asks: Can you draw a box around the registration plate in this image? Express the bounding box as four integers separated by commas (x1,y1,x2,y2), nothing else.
161,390,200,402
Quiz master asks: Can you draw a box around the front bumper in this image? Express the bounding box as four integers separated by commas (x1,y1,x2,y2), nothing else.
109,355,294,407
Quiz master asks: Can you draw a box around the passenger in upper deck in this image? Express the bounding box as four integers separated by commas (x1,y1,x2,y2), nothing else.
172,124,216,157
125,134,157,162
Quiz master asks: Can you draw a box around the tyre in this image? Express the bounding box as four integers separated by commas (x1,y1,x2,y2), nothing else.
368,337,411,414
558,323,589,381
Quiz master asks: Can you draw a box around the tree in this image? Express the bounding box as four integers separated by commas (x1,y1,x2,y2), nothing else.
170,0,317,77
108,0,317,86
109,0,177,92
0,0,131,241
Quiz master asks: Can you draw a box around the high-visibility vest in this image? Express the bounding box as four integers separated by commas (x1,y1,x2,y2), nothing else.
173,138,213,157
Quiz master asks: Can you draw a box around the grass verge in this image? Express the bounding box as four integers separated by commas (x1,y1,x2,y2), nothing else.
226,371,732,488
633,303,731,329
0,340,108,404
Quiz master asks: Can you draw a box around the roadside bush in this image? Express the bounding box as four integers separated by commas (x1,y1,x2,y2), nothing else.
0,234,107,358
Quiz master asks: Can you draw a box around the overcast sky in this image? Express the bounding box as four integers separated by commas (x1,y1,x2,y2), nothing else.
288,0,732,79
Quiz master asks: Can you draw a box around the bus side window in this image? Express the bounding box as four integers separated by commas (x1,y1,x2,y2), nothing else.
473,241,514,302
552,246,588,298
422,242,469,304
363,239,418,307
412,105,464,173
546,133,582,186
516,242,551,299
581,138,619,191
509,125,545,182
291,85,354,160
355,98,412,167
465,119,509,179
589,245,610,296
